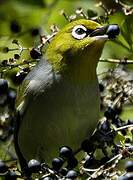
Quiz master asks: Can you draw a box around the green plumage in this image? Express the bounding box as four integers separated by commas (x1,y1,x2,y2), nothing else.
16,19,108,164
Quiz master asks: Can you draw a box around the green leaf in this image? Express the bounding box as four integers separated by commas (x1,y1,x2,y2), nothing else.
120,15,133,51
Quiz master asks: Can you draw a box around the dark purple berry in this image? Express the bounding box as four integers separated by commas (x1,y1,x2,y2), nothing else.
5,171,17,180
125,161,133,172
7,89,16,110
81,139,94,153
106,24,120,39
99,83,104,92
67,156,78,169
59,168,68,176
125,138,131,143
0,79,8,95
66,170,78,179
84,155,94,168
114,106,122,115
2,60,8,66
0,160,8,174
10,20,21,33
30,48,42,59
14,54,20,60
12,39,18,44
112,117,123,127
28,159,41,173
3,47,9,53
12,72,27,85
100,156,109,165
104,107,117,120
31,28,40,36
121,129,127,136
59,146,73,159
100,120,111,133
52,157,64,171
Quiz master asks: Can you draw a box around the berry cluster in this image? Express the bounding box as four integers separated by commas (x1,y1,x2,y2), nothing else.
0,79,16,140
20,146,78,179
0,76,132,179
10,19,40,37
13,105,131,179
99,65,133,111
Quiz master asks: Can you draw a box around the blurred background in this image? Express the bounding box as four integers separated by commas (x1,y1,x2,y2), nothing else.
0,0,132,112
0,0,132,176
0,1,132,75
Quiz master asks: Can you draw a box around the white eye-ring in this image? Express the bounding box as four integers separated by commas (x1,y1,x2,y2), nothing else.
72,25,87,40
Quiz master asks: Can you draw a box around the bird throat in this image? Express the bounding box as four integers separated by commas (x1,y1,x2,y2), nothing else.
62,44,104,85
46,42,105,85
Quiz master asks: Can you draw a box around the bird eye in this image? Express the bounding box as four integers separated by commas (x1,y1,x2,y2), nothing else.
72,25,87,40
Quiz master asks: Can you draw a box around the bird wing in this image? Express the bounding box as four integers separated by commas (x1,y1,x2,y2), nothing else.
16,57,60,116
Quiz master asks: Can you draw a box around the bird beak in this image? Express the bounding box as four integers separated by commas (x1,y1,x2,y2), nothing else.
89,24,120,40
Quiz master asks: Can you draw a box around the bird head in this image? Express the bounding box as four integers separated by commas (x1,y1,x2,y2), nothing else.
45,19,120,81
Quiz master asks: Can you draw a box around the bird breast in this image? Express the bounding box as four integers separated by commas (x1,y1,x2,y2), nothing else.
18,77,100,163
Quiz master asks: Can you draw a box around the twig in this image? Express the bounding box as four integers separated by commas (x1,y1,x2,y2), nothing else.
85,154,123,179
38,32,57,49
0,59,36,69
112,93,124,108
106,124,133,136
115,124,133,132
99,58,133,64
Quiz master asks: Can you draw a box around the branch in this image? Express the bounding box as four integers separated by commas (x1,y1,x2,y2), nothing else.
99,58,133,64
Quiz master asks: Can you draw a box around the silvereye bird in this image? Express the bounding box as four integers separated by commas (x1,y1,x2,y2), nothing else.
15,19,119,165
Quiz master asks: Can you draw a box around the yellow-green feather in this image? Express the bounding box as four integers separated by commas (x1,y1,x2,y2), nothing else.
45,19,104,84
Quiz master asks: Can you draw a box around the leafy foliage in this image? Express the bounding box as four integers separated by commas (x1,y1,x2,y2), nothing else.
0,0,132,179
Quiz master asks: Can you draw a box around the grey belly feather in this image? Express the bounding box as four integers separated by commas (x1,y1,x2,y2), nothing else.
18,59,100,163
